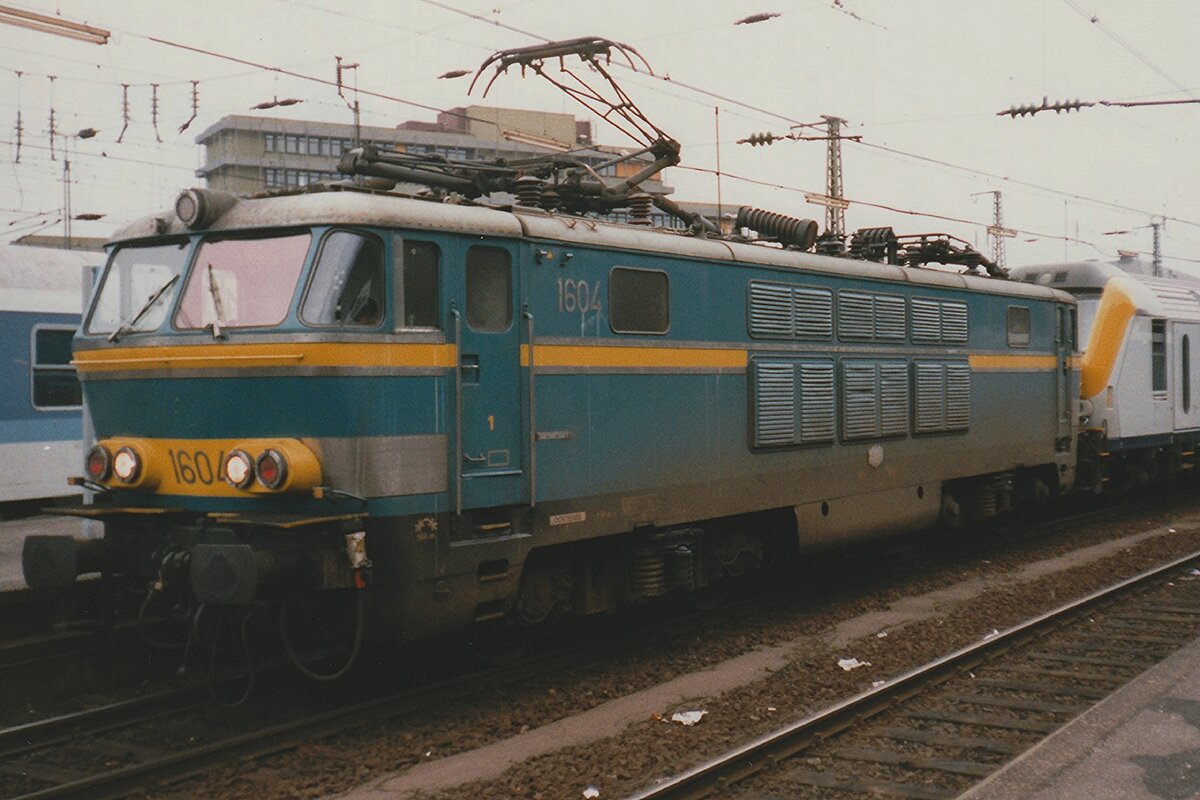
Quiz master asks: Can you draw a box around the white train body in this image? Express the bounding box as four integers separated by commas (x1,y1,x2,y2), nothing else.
1012,258,1200,486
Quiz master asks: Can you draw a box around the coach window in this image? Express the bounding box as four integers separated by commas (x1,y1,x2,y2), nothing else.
466,246,512,332
301,230,385,327
396,240,440,329
31,327,81,409
1152,319,1167,394
610,267,669,334
1006,306,1031,347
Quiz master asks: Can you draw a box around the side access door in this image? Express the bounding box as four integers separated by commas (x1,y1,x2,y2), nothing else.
1056,304,1076,447
452,242,526,512
1174,323,1200,431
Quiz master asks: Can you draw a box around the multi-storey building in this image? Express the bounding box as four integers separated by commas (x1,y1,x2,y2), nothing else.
195,105,673,198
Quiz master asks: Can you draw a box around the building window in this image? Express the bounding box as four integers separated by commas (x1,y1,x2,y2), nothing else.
301,230,385,327
1152,319,1167,394
610,267,669,334
265,133,278,152
399,240,440,328
466,247,512,332
264,168,335,189
1007,306,1031,347
31,326,82,409
284,135,299,154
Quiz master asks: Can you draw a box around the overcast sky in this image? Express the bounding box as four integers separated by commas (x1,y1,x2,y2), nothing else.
2,0,1198,273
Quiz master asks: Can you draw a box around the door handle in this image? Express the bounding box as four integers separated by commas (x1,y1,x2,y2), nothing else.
461,355,480,384
463,453,487,463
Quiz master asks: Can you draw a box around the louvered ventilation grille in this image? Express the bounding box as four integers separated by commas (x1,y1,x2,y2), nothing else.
748,281,832,339
796,288,834,339
843,363,879,439
748,283,793,338
914,360,970,433
838,293,875,341
946,362,971,430
912,298,968,344
911,299,941,343
880,363,910,436
799,362,836,442
875,296,907,341
915,362,946,433
754,363,796,446
942,302,969,344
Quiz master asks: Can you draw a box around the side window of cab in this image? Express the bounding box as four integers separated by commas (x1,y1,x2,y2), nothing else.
397,240,440,329
301,230,385,327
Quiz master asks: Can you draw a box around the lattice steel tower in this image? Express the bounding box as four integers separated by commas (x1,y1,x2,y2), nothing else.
823,114,847,238
972,190,1006,269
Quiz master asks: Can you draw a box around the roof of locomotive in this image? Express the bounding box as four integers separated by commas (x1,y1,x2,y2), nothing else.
111,188,1074,304
1010,259,1200,322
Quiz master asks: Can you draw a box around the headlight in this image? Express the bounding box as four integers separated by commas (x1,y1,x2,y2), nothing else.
112,447,142,483
223,450,255,489
85,445,111,481
255,449,288,490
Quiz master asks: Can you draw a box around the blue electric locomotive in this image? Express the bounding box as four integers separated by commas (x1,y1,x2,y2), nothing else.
23,184,1079,651
22,37,1081,671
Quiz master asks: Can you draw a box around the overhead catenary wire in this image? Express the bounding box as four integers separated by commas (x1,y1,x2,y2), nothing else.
403,0,1200,231
1058,0,1196,99
9,2,1195,235
6,1,1198,266
678,162,1200,266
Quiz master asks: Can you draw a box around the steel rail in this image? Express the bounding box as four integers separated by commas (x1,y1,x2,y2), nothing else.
2,631,612,800
623,548,1200,800
0,687,204,759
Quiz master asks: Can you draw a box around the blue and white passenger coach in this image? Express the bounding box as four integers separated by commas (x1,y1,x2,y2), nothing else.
0,244,94,505
25,187,1079,643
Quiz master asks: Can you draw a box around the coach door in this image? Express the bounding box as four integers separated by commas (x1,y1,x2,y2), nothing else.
1056,305,1074,443
453,243,525,513
1174,323,1200,431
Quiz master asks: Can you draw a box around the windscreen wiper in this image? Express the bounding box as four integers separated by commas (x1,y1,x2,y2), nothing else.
108,274,179,343
206,263,227,339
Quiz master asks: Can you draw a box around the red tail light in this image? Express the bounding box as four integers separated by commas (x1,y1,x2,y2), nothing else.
85,446,111,481
255,449,287,490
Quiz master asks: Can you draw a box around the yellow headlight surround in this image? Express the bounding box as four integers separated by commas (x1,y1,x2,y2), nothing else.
89,437,322,496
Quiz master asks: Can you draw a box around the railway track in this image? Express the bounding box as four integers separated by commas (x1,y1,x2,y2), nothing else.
0,567,804,800
0,502,1186,800
624,549,1200,800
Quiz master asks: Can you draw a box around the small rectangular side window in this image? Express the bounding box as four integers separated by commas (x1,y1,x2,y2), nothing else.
466,246,512,332
399,240,440,328
610,267,669,334
1152,319,1167,393
1007,306,1031,347
32,326,82,409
